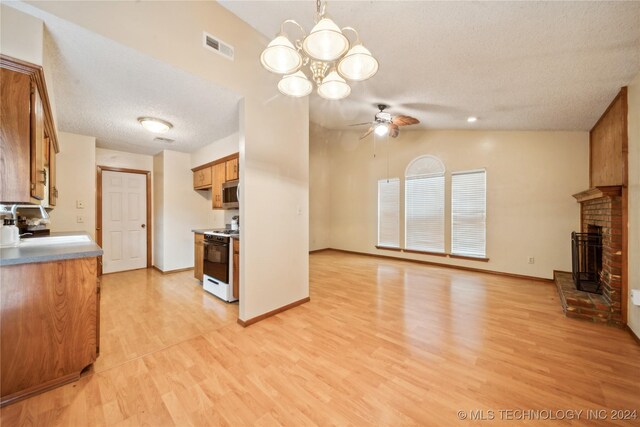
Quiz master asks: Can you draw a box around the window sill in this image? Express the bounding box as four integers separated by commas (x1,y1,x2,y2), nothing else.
375,246,490,262
375,245,402,252
403,249,448,257
449,254,490,262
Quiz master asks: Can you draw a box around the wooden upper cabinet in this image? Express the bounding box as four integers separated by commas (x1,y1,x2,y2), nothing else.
212,163,225,209
48,138,57,206
0,68,32,203
226,157,239,181
193,166,212,190
0,55,59,205
30,82,45,200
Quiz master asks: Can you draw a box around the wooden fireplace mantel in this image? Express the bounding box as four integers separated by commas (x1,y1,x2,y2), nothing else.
572,186,622,203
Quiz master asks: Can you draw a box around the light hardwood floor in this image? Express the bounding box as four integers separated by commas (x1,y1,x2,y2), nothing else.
1,251,639,426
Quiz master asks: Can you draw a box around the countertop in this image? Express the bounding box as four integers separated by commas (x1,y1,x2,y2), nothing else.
0,232,103,266
192,229,240,239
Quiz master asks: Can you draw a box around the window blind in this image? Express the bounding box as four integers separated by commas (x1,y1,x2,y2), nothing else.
405,174,445,252
377,178,400,248
451,169,486,258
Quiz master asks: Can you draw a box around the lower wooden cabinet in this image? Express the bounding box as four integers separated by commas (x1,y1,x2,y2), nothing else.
194,233,204,281
233,238,239,299
0,257,99,407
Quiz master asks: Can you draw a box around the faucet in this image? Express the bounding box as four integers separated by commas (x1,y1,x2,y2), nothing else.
9,204,49,220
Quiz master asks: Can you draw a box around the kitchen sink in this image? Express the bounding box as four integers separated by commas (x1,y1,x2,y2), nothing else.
19,235,91,246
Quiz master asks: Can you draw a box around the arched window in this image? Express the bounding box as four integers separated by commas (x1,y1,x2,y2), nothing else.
405,155,445,253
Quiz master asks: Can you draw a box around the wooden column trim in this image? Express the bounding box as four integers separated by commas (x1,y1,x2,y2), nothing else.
96,166,152,276
237,297,310,327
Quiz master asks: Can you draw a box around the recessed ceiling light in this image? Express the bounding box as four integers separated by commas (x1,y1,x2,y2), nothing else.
467,116,478,123
138,117,173,133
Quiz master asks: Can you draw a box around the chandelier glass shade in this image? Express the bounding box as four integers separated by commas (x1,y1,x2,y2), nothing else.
278,71,313,97
259,1,378,100
317,69,350,100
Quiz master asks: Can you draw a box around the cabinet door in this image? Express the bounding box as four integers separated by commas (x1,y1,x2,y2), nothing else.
194,233,204,281
96,277,101,355
225,157,238,181
193,167,212,190
48,138,57,206
0,69,31,203
30,82,45,200
212,163,225,209
232,239,239,299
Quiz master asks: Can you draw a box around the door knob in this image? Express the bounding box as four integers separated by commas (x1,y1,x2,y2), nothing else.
141,224,146,228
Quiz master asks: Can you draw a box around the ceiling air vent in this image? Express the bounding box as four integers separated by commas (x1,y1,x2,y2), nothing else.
154,137,174,144
203,32,234,61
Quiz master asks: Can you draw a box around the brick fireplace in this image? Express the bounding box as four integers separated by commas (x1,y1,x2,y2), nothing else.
555,186,623,327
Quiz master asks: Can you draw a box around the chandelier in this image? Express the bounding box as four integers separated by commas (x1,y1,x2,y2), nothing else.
259,0,378,100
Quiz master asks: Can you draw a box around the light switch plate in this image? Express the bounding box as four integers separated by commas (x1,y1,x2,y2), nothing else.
76,215,84,223
76,200,85,209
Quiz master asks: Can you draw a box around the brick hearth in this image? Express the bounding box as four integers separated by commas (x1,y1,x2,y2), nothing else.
555,186,624,327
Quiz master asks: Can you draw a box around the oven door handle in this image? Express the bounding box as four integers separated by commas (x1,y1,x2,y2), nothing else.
204,241,228,247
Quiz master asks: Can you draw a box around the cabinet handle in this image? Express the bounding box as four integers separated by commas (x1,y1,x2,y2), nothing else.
38,169,47,185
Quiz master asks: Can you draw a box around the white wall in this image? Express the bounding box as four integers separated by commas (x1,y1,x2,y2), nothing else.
152,150,214,272
0,4,43,65
153,152,164,270
190,132,240,229
48,132,96,238
309,122,331,251
312,129,589,279
627,74,640,337
96,147,153,171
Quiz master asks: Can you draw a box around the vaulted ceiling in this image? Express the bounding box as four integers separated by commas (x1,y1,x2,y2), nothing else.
221,1,640,131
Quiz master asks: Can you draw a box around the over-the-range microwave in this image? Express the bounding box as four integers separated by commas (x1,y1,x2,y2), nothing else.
222,179,239,209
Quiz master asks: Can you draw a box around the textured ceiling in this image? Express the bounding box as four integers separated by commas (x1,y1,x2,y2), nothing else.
221,0,640,131
32,5,241,155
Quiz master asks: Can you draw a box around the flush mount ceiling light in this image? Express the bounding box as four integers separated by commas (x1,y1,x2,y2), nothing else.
260,0,378,100
138,117,173,133
467,116,478,123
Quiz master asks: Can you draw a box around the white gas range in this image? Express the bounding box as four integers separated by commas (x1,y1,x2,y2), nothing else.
202,229,239,302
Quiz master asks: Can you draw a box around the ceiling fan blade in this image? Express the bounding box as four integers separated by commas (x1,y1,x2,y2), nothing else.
348,121,373,127
389,123,400,138
392,115,420,126
359,127,374,140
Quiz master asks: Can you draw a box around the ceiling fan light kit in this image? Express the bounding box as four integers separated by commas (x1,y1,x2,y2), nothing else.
374,123,389,136
260,0,378,100
352,104,420,139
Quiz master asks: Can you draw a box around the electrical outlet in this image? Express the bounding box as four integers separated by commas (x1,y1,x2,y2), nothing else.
76,200,85,209
76,215,84,224
528,256,535,264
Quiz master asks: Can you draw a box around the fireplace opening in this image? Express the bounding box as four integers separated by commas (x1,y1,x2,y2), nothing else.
571,226,603,294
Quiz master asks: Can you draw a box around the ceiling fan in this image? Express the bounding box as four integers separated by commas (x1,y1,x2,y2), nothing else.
350,104,420,140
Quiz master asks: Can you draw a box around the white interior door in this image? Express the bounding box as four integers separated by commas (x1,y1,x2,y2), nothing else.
102,170,147,273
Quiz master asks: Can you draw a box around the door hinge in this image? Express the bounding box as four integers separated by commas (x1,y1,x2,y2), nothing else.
96,286,100,295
